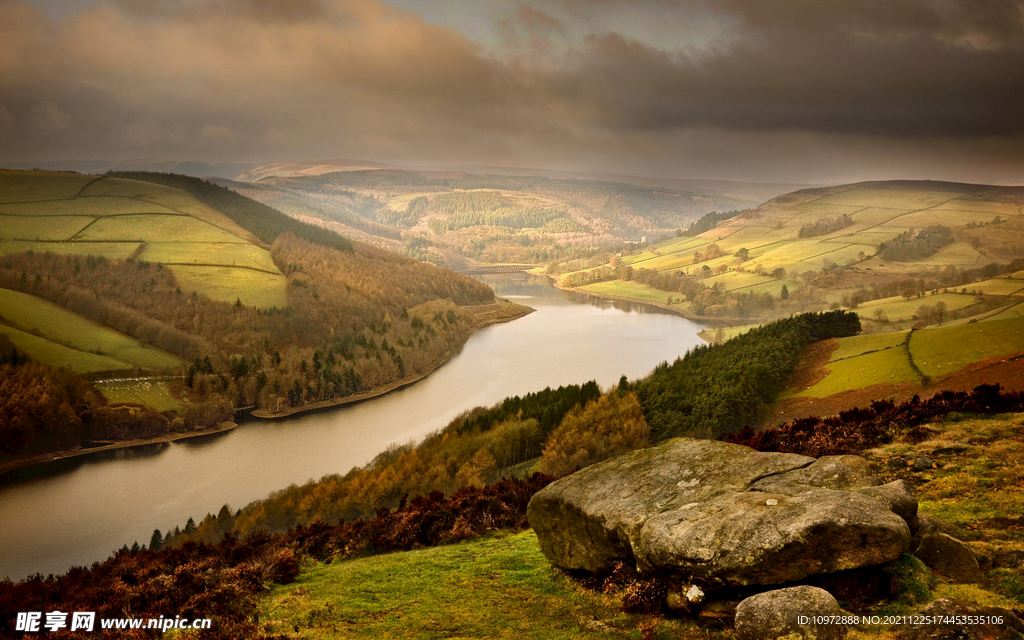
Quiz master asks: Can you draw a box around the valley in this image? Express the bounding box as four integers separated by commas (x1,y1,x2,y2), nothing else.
0,169,528,466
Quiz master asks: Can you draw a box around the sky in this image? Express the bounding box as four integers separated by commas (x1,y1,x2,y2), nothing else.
2,0,1023,184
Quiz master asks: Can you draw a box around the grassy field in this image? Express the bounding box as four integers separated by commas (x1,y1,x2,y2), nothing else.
0,240,143,259
788,315,1024,399
855,293,977,323
139,242,280,272
581,279,678,306
797,344,919,398
0,215,96,240
169,265,288,308
968,276,1024,296
94,380,183,412
0,288,182,371
259,530,713,640
909,316,1024,379
0,195,178,216
986,302,1024,321
0,323,132,373
72,214,248,243
828,330,908,361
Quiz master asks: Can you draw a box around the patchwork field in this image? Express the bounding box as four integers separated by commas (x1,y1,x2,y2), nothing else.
796,340,918,398
855,292,977,323
0,288,182,373
910,317,1024,379
788,315,1024,401
0,215,95,240
0,171,95,203
580,279,678,306
0,323,132,373
559,181,1024,326
0,169,287,308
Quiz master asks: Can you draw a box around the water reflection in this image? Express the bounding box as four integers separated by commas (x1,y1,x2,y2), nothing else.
0,273,706,580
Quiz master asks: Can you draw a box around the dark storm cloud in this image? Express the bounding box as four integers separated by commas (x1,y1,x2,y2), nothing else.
543,0,1024,136
0,0,1022,182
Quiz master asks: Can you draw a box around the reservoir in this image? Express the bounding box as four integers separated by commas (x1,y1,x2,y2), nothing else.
0,274,705,581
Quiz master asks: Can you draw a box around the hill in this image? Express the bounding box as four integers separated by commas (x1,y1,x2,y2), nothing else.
764,314,1024,427
215,166,790,269
546,180,1024,326
0,169,529,465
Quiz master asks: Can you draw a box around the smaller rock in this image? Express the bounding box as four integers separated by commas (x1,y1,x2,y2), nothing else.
914,532,985,583
903,598,1024,639
911,456,936,472
994,548,1024,569
915,514,963,538
734,586,847,640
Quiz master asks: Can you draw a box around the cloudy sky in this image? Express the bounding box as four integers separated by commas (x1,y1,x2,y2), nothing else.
2,0,1023,183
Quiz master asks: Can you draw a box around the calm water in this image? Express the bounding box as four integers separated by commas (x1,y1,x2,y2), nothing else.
0,274,705,580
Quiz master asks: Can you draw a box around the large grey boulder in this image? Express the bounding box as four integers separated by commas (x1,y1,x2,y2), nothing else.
527,438,915,587
527,438,814,574
734,586,847,640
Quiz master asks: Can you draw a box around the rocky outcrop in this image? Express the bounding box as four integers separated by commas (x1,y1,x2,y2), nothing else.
527,438,916,589
734,586,847,640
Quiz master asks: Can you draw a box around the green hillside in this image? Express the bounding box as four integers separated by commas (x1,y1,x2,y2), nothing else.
0,170,288,308
789,315,1024,400
549,181,1024,326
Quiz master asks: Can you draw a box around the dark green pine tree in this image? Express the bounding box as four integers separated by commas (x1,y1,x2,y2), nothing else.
149,529,163,551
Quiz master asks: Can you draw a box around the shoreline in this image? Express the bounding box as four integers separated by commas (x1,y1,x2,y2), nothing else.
252,298,533,419
0,420,239,478
538,271,745,329
0,299,533,477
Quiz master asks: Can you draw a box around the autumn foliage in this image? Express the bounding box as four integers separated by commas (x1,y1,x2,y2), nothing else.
726,383,1023,457
540,392,650,477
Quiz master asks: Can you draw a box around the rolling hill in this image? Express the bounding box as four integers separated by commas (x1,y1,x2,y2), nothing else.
549,180,1024,326
0,169,528,464
214,165,796,269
